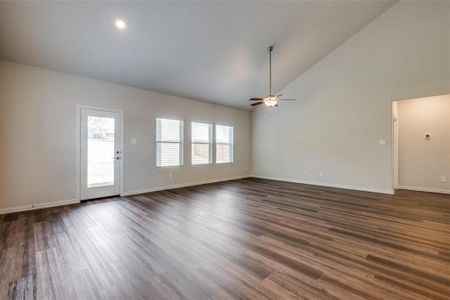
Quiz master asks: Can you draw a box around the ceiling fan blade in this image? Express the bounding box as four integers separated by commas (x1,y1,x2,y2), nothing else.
279,98,296,101
251,102,263,106
276,93,283,97
249,98,264,101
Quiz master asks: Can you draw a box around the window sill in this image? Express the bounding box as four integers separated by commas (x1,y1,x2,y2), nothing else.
156,165,183,168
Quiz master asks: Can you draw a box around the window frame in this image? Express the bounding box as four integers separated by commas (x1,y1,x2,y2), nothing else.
191,121,213,165
215,124,234,164
155,118,184,168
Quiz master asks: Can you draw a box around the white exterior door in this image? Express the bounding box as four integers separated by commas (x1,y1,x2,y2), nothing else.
80,108,122,200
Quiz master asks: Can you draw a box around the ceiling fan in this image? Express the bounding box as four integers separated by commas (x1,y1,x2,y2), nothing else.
250,45,296,108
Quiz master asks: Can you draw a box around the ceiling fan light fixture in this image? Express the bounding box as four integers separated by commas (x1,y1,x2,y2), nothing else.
264,97,278,107
249,45,296,108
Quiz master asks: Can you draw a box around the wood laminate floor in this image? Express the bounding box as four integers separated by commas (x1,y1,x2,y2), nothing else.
1,178,449,299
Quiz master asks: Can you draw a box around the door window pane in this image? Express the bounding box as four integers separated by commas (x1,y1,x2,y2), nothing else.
87,116,115,187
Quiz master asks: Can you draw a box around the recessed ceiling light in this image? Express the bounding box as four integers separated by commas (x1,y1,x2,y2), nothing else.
115,19,126,30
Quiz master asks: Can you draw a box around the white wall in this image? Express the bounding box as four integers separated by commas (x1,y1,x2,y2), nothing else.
396,95,450,193
0,61,251,212
251,1,450,194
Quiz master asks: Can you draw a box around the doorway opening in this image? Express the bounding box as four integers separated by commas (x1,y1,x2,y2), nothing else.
392,94,450,194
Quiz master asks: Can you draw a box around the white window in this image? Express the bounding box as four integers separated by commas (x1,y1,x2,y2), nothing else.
156,118,183,167
191,122,212,165
216,125,233,163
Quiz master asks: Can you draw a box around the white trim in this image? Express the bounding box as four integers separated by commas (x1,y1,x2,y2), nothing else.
396,185,450,194
0,199,80,215
121,175,250,196
0,175,404,214
0,176,250,214
392,101,399,189
251,175,395,195
76,106,81,201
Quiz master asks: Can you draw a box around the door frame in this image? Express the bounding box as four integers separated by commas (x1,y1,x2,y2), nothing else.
391,100,399,190
77,105,124,200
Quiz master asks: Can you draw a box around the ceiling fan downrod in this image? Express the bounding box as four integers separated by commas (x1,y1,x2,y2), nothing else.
268,45,273,96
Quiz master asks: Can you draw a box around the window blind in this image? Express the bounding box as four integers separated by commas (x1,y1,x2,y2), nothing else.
191,122,212,165
215,125,233,163
156,118,183,167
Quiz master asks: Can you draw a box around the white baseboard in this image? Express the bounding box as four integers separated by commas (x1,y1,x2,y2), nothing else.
1,175,402,214
121,175,250,197
251,175,395,195
396,185,450,194
0,199,80,215
0,176,250,215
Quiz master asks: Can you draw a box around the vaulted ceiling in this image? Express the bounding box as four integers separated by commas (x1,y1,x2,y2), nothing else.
0,1,395,109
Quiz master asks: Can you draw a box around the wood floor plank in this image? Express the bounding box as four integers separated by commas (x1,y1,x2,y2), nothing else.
0,178,449,299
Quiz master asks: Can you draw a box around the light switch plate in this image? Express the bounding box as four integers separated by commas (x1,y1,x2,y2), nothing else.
130,139,137,145
378,139,386,146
